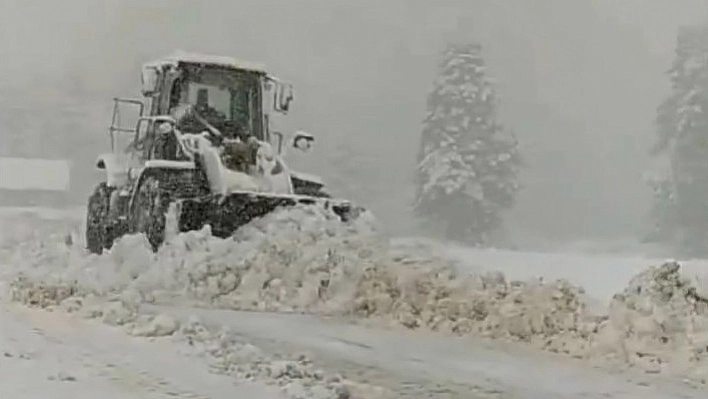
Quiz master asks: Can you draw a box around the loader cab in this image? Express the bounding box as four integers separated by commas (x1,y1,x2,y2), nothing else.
163,63,265,142
140,54,288,143
109,53,296,164
143,53,294,139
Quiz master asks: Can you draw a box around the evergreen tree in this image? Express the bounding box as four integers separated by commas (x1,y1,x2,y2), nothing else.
650,25,708,254
414,42,521,245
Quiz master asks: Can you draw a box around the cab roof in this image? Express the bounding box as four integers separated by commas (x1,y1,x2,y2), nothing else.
144,50,268,75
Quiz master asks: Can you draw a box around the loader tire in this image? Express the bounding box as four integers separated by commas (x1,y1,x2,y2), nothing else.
132,175,171,252
86,182,112,254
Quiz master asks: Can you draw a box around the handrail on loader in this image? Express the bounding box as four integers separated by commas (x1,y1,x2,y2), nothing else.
109,98,145,151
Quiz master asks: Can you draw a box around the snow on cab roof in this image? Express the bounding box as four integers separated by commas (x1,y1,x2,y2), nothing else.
144,50,268,74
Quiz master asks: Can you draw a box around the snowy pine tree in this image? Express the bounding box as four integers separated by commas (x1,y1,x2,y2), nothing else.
649,25,708,254
414,42,521,245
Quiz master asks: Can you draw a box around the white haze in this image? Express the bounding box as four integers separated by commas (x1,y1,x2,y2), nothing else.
0,0,707,247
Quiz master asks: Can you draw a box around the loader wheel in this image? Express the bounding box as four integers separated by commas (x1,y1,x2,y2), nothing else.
132,175,170,252
86,182,112,254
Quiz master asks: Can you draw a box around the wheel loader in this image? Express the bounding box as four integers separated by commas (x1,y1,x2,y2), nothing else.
86,51,359,254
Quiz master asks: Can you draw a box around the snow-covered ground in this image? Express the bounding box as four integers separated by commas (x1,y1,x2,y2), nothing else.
391,237,708,304
3,206,708,398
145,304,708,399
0,304,285,399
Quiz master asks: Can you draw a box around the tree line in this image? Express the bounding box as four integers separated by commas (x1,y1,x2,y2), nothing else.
414,23,708,256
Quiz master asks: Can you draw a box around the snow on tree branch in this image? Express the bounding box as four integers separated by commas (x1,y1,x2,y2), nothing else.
647,24,708,255
414,41,521,246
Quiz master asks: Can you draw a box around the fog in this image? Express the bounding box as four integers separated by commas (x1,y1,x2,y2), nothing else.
1,0,707,247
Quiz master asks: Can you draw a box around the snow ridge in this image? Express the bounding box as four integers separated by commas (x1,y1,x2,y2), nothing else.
3,206,708,388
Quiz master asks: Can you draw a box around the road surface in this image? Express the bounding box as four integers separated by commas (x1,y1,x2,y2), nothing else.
148,304,708,399
0,304,285,399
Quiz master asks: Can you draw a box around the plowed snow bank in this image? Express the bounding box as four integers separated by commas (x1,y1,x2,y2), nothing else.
592,262,708,382
351,264,601,356
3,206,708,386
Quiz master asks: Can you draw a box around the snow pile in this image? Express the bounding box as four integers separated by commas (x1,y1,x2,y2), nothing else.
6,204,603,359
0,206,635,359
130,205,383,313
5,206,708,385
5,205,382,312
3,233,147,303
351,262,601,356
591,262,708,382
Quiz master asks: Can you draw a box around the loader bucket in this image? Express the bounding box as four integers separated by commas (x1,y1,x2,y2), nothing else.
173,192,360,238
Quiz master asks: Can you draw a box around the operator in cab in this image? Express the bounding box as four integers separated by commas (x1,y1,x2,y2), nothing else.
159,79,260,174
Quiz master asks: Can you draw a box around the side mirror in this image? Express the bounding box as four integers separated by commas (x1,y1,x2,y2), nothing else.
141,66,159,97
271,79,294,114
293,131,314,152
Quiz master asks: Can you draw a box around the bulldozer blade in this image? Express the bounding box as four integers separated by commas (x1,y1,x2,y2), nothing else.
174,192,359,238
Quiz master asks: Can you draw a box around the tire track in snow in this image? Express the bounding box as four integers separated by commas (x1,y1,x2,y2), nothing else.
147,305,708,399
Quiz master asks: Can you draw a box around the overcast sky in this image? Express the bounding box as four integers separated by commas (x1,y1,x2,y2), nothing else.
598,0,708,55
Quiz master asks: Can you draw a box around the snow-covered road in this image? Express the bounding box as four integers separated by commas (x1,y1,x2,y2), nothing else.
3,207,708,398
146,304,708,399
0,304,285,399
4,298,705,399
4,298,706,399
